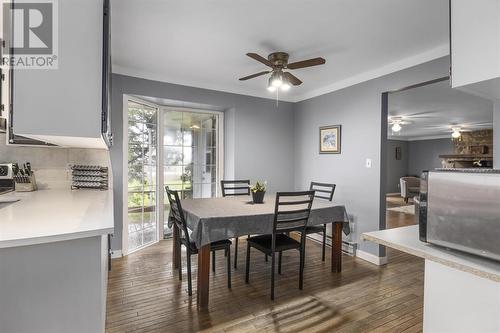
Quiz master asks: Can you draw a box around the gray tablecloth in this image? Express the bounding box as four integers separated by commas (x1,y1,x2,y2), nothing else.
173,194,350,247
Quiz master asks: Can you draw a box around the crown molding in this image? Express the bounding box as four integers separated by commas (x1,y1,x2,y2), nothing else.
112,65,296,103
292,44,449,102
388,134,451,141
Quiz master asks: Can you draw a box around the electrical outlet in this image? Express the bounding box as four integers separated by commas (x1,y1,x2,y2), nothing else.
365,158,372,168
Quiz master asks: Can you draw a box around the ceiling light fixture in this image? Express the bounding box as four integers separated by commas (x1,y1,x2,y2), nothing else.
280,76,291,91
451,127,461,139
391,122,402,132
267,81,276,92
270,71,283,88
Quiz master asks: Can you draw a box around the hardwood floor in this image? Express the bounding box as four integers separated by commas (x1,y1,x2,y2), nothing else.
106,230,423,332
386,195,417,229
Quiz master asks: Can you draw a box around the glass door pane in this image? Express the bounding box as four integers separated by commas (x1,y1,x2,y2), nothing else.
127,101,158,253
163,110,220,237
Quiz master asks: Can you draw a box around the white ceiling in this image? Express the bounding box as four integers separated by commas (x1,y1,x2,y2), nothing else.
111,0,449,102
388,80,494,140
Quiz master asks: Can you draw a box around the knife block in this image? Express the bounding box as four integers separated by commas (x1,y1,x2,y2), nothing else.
14,173,37,192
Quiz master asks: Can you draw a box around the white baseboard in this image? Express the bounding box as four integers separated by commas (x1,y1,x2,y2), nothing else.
356,249,388,266
111,250,123,259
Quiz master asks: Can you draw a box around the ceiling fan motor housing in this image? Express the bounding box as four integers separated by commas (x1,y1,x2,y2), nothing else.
268,52,289,68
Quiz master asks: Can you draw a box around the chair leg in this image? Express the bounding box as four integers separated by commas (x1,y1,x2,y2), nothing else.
186,250,192,296
245,243,250,283
226,246,231,289
234,237,239,269
278,251,282,274
322,225,327,262
271,252,276,300
212,250,216,273
299,243,305,290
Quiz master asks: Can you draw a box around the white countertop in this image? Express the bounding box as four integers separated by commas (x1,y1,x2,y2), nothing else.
0,189,114,248
362,225,500,282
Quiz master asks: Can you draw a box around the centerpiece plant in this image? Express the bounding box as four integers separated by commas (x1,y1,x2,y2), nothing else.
250,181,267,203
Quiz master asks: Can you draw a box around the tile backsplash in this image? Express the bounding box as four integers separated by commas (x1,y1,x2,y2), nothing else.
0,134,111,189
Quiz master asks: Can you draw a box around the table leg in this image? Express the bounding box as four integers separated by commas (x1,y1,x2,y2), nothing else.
197,244,211,309
172,224,180,269
331,222,342,273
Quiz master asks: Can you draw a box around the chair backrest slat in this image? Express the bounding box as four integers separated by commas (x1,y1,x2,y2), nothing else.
165,186,191,243
273,191,315,237
221,180,250,197
310,182,336,202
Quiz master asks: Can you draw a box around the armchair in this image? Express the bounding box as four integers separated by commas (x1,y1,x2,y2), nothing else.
400,177,420,203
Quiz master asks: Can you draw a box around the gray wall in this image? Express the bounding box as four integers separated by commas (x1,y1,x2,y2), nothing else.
293,57,449,256
110,74,295,251
386,140,409,193
385,138,453,194
408,138,453,176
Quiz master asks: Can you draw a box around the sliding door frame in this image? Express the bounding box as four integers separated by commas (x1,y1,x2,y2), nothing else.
160,105,225,200
122,95,162,256
157,105,224,238
122,96,225,255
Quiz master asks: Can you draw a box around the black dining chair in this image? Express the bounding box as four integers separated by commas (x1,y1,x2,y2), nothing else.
305,182,336,261
166,186,232,296
220,179,251,269
245,190,315,300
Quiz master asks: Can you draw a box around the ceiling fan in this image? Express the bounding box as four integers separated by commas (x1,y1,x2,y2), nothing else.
239,52,326,92
388,116,412,133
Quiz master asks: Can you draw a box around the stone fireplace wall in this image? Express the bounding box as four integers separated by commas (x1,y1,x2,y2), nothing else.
453,129,493,155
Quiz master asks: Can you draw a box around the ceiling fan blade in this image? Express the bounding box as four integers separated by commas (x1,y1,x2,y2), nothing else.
246,53,273,67
287,57,325,70
239,71,270,81
284,72,302,85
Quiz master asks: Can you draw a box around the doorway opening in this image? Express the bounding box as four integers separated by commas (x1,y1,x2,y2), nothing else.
380,76,494,234
124,97,224,255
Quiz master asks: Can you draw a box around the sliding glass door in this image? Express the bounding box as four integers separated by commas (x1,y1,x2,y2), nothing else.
126,101,158,253
124,98,223,253
162,109,222,237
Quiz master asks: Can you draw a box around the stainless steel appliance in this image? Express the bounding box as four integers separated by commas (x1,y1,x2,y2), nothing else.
419,169,500,262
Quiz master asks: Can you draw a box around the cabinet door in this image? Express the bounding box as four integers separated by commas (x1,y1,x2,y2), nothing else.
451,0,500,88
11,0,104,148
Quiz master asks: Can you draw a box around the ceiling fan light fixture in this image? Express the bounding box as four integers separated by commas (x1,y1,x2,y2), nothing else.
391,122,402,132
280,77,291,91
270,71,283,88
451,128,461,139
267,85,276,92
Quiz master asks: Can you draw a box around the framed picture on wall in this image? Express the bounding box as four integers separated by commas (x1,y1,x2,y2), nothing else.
319,125,341,154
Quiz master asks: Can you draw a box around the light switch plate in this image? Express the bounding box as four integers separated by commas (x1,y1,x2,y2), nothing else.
365,158,372,168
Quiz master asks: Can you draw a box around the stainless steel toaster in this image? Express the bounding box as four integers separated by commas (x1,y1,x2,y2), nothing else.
419,169,500,262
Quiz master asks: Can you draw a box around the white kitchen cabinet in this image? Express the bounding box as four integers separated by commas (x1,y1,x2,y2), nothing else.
7,0,110,148
450,0,500,99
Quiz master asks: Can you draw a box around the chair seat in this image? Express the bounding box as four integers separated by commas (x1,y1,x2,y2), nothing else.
304,225,325,234
181,238,232,253
247,234,301,254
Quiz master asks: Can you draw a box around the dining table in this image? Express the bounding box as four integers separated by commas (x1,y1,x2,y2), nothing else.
172,194,350,309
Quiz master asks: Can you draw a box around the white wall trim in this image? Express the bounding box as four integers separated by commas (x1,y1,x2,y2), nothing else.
112,44,449,103
388,134,452,141
112,65,295,103
111,249,123,259
356,249,388,266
